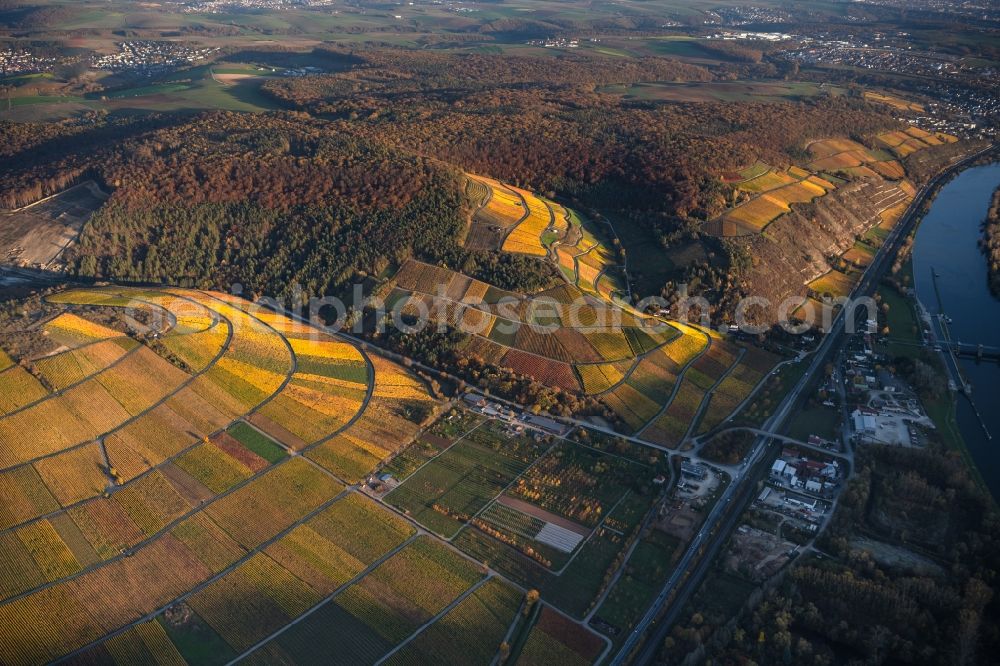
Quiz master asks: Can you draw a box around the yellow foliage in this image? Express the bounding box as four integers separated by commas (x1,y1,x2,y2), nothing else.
0,348,13,371
808,270,856,298
288,337,364,362
45,313,121,345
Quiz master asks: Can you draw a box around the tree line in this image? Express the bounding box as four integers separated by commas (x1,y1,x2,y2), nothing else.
45,112,556,301
661,443,1000,665
981,186,1000,298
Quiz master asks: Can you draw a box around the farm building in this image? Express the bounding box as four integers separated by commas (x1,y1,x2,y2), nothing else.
682,462,708,480
522,413,571,436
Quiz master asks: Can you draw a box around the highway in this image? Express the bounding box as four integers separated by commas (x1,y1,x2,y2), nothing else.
614,144,997,665
611,286,848,665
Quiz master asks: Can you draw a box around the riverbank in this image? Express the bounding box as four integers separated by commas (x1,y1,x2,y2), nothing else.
909,162,1000,500
982,186,1000,297
877,261,988,493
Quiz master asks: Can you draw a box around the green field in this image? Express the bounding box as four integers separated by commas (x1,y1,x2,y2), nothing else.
227,421,288,463
381,411,483,480
1,63,278,121
878,283,922,348
101,82,192,99
384,422,548,537
9,94,87,106
785,403,840,441
454,488,655,618
465,439,653,570
593,530,682,639
600,80,844,104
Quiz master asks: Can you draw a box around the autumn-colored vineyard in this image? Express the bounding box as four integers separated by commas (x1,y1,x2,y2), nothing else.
384,171,784,437
0,286,453,664
0,182,785,664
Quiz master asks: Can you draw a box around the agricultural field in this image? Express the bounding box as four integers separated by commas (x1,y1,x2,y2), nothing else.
808,269,858,300
770,179,830,204
843,241,878,268
863,91,924,113
875,127,958,159
0,285,456,664
0,361,50,414
713,161,837,236
720,194,790,234
737,169,798,193
0,62,279,123
591,529,682,641
464,175,527,251
454,474,657,619
375,407,670,625
600,322,712,433
599,79,842,104
502,186,554,257
381,409,484,481
240,536,484,663
543,200,572,249
695,346,781,436
384,577,523,665
517,606,607,665
640,336,746,448
553,208,628,301
464,440,651,570
384,420,549,538
575,361,627,394
303,354,438,482
385,258,678,395
803,134,945,182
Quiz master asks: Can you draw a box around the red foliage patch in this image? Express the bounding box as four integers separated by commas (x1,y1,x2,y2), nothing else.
211,432,269,473
535,606,605,660
500,349,580,392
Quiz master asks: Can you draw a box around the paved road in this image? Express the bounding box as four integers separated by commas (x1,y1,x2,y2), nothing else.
704,426,852,467
612,313,838,664
615,144,997,665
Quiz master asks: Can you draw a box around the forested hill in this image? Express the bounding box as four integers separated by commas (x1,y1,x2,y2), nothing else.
260,49,897,219
0,112,557,299
0,49,902,308
254,49,901,309
262,50,715,108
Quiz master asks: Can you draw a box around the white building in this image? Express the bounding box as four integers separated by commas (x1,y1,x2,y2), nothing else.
853,409,877,435
770,459,787,477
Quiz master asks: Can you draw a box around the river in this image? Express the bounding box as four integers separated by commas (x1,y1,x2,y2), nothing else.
911,162,1000,499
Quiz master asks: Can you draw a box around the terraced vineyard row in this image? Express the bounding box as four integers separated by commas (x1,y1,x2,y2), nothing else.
708,130,953,238
792,177,915,327
392,171,784,446
501,185,553,257
0,286,449,664
553,207,628,301
384,258,681,393
464,175,527,252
